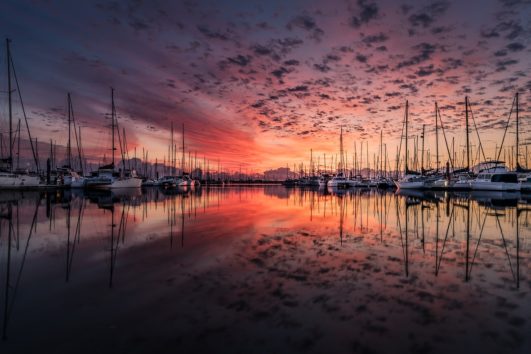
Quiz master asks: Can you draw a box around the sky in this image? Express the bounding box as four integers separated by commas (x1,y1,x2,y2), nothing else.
0,0,530,172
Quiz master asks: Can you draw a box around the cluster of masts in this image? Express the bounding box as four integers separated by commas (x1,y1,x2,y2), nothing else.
0,39,256,190
285,93,530,193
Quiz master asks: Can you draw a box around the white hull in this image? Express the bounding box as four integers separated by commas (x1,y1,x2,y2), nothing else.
88,177,142,189
327,180,349,188
470,181,520,191
0,174,41,189
109,177,142,189
395,181,425,189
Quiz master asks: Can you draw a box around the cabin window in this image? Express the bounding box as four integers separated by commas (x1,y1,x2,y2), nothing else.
491,174,517,183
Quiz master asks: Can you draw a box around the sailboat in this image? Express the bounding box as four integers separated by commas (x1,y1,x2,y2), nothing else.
85,88,142,189
395,101,427,189
327,127,350,189
445,97,474,190
154,122,187,188
0,39,41,189
58,93,85,188
469,94,520,191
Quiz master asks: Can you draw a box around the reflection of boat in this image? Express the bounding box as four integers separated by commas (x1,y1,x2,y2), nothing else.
327,185,348,195
85,187,142,208
396,188,442,203
470,190,520,207
158,185,190,196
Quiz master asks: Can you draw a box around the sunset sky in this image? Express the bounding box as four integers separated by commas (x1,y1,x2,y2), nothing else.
0,0,530,172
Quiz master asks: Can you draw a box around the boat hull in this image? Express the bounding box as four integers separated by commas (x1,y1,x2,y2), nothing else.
470,181,520,191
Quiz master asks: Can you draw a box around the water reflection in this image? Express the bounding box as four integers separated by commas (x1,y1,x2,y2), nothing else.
0,186,529,352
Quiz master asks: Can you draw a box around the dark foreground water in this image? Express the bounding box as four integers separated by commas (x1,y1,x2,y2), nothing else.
0,186,529,354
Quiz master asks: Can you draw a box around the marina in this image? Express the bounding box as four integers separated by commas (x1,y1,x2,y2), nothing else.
1,0,530,353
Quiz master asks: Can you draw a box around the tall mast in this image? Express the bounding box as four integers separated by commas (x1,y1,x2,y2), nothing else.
67,93,72,167
405,100,409,173
182,123,185,174
111,88,115,167
310,149,313,176
171,122,174,175
516,92,519,168
465,96,470,170
380,129,383,176
339,126,343,174
6,39,12,171
435,102,439,172
421,124,425,174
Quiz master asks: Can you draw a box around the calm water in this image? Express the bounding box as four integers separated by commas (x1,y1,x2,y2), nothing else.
0,186,530,354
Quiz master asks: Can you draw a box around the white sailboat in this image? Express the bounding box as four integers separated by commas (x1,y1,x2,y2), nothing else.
327,127,350,189
85,89,141,190
0,39,42,189
395,101,427,190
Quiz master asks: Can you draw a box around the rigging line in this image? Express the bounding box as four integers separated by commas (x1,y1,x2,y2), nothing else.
495,95,516,162
469,207,488,278
9,55,38,171
436,203,454,275
467,99,487,163
436,106,455,169
495,212,516,282
6,199,39,325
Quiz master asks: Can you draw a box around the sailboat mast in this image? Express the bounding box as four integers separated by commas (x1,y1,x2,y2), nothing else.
405,100,409,173
339,126,343,174
435,102,439,172
182,124,185,174
421,124,425,174
171,122,174,175
465,96,470,170
380,130,383,176
111,88,115,167
67,93,72,167
516,92,519,168
6,39,13,171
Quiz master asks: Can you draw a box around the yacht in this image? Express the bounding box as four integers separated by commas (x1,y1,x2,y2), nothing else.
395,173,427,189
327,173,350,188
85,165,142,189
470,161,520,191
318,173,331,187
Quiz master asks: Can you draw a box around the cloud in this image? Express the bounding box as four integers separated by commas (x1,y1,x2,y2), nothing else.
396,42,437,68
350,0,379,28
408,1,451,28
506,42,525,52
362,33,389,45
287,15,324,41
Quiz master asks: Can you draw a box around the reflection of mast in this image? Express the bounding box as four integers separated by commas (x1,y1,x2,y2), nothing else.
435,201,452,276
465,199,470,282
181,195,185,248
2,198,40,340
339,196,345,245
108,202,128,289
66,198,84,282
2,205,13,340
